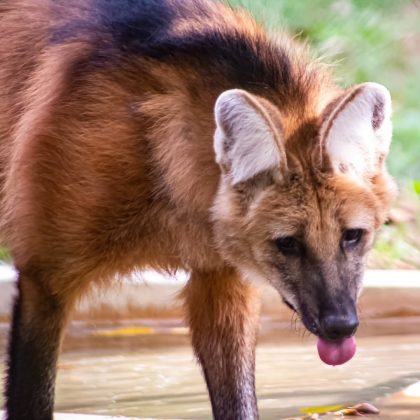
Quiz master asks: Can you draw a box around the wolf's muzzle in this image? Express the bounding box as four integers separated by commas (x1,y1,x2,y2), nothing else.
319,310,359,341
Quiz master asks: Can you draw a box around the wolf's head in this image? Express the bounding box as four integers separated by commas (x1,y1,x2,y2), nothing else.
212,83,396,353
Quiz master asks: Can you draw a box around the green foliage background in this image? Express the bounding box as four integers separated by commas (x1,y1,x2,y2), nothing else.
230,0,420,268
230,0,420,184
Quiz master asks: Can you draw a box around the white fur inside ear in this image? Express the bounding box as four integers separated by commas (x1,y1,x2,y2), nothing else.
324,82,392,179
214,89,280,184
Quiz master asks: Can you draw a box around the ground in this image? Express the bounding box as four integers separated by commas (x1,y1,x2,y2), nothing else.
1,316,420,419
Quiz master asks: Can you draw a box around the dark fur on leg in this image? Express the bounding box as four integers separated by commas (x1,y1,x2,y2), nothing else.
5,276,67,420
4,293,22,417
184,269,261,420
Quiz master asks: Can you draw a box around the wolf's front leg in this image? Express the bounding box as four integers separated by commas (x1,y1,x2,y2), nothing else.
184,268,261,420
5,268,75,420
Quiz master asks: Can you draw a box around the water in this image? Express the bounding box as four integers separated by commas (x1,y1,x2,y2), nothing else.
1,320,420,419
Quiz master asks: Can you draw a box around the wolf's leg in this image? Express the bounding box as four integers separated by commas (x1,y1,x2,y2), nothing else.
5,268,75,420
184,269,261,420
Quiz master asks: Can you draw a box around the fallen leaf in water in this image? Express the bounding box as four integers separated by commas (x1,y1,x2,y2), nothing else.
300,405,346,414
94,326,155,336
334,408,362,416
288,402,379,419
333,402,380,416
350,403,380,414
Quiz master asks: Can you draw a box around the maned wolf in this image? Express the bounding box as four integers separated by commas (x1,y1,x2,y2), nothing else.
0,0,396,419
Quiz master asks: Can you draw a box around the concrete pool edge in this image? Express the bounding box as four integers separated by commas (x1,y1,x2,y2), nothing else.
0,267,419,321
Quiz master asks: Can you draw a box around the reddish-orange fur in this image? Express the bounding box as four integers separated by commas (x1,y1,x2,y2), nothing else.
1,1,395,419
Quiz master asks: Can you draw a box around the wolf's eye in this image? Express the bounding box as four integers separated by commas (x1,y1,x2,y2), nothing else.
342,229,364,247
275,236,300,255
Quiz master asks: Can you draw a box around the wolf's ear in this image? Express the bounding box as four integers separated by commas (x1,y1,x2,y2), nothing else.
214,89,285,185
321,82,392,180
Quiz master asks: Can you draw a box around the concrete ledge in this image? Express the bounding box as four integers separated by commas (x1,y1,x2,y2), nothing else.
364,269,420,287
1,266,419,321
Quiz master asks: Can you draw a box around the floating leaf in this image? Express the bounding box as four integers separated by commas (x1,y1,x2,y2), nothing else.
349,402,380,414
94,326,155,337
300,405,346,414
334,408,362,416
333,402,380,416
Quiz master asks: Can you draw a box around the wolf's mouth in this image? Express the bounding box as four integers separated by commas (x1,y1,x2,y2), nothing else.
287,300,358,366
282,298,320,336
282,298,297,313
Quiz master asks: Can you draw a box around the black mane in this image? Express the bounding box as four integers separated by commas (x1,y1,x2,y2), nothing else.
51,0,294,93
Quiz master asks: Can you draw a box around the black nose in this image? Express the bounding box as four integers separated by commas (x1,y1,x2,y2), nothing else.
320,312,359,341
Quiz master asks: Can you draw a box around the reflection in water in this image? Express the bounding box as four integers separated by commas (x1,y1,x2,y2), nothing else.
403,381,420,397
1,324,420,419
50,336,420,418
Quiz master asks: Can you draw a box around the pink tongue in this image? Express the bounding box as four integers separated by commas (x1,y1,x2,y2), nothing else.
317,336,356,366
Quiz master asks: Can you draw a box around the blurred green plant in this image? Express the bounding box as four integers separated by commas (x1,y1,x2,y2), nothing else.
230,0,420,183
0,247,11,262
230,0,420,268
369,221,420,269
414,180,420,196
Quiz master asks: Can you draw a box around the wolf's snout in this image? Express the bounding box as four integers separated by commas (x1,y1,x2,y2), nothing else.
320,311,359,341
